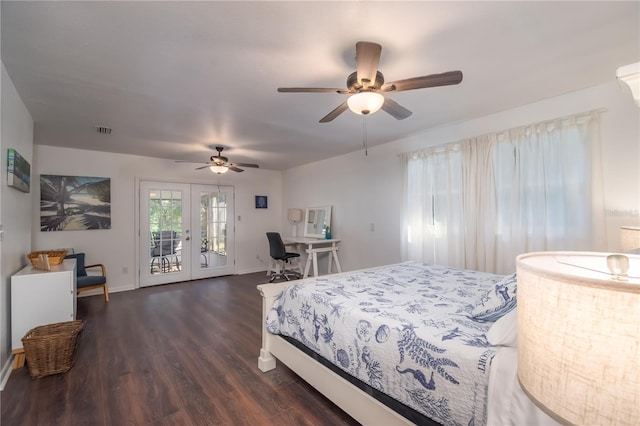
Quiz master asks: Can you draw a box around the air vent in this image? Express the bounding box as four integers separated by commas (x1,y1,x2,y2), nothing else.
96,126,112,135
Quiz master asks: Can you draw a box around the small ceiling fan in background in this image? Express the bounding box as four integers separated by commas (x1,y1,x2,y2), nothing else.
175,146,259,174
278,41,463,122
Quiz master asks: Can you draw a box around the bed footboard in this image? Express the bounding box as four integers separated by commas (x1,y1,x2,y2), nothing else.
256,279,415,425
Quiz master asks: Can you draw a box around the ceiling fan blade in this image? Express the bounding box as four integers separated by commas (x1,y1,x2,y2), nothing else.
278,87,350,94
319,101,349,123
381,97,413,120
356,41,382,88
185,146,260,171
382,70,463,92
175,160,210,164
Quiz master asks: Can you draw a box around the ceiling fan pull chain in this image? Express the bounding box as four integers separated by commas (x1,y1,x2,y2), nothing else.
362,117,368,157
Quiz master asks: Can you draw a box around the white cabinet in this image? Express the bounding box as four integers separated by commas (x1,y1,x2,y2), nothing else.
11,259,77,352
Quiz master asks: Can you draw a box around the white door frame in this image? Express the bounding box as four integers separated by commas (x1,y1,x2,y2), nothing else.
135,178,235,288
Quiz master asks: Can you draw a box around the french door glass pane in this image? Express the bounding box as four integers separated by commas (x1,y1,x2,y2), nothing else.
200,191,228,269
149,189,182,275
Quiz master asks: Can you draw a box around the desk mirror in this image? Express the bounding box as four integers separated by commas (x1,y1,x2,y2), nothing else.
304,206,331,238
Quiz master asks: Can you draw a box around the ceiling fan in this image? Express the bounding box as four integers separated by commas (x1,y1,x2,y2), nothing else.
278,41,463,123
176,146,259,174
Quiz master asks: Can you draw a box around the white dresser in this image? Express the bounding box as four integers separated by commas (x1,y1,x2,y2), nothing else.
11,259,77,368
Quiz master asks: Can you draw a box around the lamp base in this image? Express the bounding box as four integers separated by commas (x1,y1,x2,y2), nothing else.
291,223,297,238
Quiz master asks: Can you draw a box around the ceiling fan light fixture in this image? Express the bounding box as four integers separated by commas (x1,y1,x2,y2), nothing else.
347,91,385,115
209,165,229,174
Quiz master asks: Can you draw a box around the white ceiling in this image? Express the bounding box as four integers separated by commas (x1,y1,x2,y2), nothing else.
2,1,639,171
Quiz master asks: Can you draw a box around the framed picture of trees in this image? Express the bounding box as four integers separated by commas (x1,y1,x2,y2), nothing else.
40,175,111,231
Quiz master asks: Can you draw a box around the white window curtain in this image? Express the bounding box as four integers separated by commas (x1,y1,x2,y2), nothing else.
401,145,465,267
401,110,605,274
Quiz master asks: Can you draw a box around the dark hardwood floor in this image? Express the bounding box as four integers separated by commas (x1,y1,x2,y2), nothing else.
1,272,360,426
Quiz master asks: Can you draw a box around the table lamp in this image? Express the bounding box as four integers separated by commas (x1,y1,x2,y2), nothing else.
516,251,639,425
287,208,303,237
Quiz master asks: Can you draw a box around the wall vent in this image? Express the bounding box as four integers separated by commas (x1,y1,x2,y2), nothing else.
96,126,112,135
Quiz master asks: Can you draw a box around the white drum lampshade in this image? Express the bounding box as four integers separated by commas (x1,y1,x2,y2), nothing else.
621,226,640,252
516,252,640,425
287,208,303,237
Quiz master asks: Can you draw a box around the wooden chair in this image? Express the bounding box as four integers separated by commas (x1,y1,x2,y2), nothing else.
64,253,109,302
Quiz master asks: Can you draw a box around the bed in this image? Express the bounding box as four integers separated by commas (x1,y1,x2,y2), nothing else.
257,262,558,426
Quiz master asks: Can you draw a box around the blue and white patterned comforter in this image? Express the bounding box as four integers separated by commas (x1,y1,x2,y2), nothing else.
266,262,504,426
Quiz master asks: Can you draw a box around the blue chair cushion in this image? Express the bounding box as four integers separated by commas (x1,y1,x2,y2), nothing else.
77,275,106,288
64,253,87,277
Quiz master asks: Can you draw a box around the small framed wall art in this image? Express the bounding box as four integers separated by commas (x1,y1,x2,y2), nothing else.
255,195,268,209
7,148,31,193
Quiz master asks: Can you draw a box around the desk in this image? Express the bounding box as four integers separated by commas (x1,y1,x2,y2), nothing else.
285,237,342,279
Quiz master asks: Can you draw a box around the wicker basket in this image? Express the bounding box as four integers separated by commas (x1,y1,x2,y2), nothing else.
28,250,68,266
21,320,84,378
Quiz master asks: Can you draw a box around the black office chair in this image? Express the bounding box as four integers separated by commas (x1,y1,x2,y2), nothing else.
266,232,301,283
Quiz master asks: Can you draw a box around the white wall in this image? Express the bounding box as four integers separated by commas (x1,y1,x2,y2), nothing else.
31,146,283,293
4,78,639,383
283,81,640,273
1,63,34,385
284,145,404,271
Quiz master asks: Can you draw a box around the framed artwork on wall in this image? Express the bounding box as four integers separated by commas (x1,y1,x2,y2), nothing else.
255,195,268,209
40,175,111,231
7,148,31,193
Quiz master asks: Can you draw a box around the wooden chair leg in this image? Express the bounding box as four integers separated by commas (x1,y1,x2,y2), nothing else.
12,349,25,369
103,284,109,302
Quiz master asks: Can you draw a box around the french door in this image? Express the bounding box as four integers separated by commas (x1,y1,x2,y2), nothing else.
139,181,235,287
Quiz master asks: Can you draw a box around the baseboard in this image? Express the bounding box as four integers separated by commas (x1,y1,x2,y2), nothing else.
78,273,269,297
77,284,135,298
0,355,14,391
236,267,268,275
108,285,136,293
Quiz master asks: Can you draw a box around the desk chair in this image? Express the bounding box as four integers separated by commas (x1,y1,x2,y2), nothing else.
266,232,301,282
64,253,109,302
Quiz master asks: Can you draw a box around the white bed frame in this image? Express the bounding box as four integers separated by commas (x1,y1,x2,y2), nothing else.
257,277,415,426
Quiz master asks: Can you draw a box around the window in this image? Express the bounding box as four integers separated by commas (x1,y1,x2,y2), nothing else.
402,111,604,274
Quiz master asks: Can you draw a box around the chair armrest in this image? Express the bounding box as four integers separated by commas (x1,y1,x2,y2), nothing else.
85,263,106,276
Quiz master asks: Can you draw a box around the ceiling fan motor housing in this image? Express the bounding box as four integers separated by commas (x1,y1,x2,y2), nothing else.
212,146,229,163
347,71,385,91
211,155,228,163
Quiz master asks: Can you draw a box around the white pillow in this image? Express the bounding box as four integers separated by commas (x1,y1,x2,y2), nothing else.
486,307,518,347
471,272,517,322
